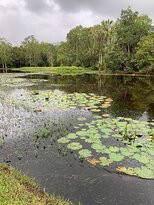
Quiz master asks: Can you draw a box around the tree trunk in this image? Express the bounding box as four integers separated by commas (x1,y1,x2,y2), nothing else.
2,64,4,73
30,57,32,67
5,63,7,73
99,52,103,71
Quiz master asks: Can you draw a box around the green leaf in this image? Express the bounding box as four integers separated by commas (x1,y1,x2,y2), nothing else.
67,142,82,150
79,149,92,158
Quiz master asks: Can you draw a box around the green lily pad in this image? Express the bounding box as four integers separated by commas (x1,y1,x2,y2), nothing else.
91,143,104,151
67,142,82,150
77,117,86,121
85,138,101,144
120,147,134,155
132,154,150,164
99,157,113,166
66,133,78,139
147,149,154,155
76,131,87,137
109,146,119,152
79,149,92,158
58,137,70,144
109,153,124,162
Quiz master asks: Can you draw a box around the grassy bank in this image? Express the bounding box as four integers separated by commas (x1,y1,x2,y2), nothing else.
0,163,72,205
13,66,95,75
9,66,153,76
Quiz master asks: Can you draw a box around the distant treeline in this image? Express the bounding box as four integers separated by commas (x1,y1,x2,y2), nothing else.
0,7,154,73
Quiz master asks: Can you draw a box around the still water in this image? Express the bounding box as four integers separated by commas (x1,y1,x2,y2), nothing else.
0,73,154,205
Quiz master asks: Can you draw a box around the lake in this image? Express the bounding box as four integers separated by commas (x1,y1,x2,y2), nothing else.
0,73,154,205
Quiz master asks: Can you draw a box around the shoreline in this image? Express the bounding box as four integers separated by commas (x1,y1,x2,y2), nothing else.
0,66,153,77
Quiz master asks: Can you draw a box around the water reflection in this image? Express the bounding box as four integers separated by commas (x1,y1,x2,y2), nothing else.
21,74,154,120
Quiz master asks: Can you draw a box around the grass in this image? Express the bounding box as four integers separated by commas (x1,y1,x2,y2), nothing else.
13,66,96,75
11,66,153,76
0,163,72,205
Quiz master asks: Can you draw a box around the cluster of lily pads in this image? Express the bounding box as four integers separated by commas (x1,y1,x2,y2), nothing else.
58,116,154,179
5,89,112,112
0,74,32,88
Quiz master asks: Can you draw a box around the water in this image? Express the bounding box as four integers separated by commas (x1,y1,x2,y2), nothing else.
0,73,154,205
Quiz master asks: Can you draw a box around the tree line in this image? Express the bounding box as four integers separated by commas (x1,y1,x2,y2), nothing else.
0,7,154,73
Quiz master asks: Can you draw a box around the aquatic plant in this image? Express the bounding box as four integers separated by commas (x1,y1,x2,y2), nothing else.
58,116,154,179
67,142,82,150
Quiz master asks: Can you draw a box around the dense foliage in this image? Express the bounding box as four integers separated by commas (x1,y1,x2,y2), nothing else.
0,7,153,73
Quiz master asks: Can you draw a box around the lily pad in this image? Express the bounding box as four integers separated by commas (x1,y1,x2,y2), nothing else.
67,142,82,150
58,137,70,144
99,157,113,166
109,146,120,152
66,133,78,140
109,153,124,162
77,117,86,121
76,131,87,137
79,149,92,158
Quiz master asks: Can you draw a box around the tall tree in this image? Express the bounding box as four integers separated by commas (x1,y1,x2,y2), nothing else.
67,25,83,65
135,33,154,73
0,38,12,70
56,42,71,66
12,46,25,68
40,42,56,66
21,35,40,67
107,7,153,71
91,20,114,71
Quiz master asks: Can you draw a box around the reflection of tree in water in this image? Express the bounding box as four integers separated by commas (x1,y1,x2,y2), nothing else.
80,75,153,120
22,74,154,120
96,75,154,119
147,103,154,121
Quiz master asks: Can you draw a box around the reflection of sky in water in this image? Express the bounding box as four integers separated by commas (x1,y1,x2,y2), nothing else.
139,111,149,121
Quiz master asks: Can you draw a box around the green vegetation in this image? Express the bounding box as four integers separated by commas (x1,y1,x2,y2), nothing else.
0,38,12,71
58,116,154,179
0,7,154,74
107,7,153,73
0,163,72,205
2,89,108,112
13,66,95,75
134,33,154,73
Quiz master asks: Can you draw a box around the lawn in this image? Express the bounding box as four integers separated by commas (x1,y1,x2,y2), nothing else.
0,163,72,205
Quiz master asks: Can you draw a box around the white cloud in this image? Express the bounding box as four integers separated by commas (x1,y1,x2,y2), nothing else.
0,0,153,45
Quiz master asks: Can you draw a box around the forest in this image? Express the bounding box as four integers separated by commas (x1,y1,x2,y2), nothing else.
0,7,154,73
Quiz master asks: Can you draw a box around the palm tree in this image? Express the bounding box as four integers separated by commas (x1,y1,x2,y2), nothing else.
91,20,113,71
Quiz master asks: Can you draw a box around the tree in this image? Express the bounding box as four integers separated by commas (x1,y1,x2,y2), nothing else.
134,33,154,73
0,38,12,70
56,42,71,66
66,25,84,66
21,35,40,67
39,42,56,67
91,20,114,71
12,46,25,68
107,7,153,71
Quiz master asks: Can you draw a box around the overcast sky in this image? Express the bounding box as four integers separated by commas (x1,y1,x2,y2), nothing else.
0,0,154,45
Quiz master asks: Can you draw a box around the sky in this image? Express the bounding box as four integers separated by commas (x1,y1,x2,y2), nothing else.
0,0,154,45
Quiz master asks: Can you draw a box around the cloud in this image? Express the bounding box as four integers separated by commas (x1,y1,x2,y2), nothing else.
0,0,154,45
25,0,49,13
55,0,154,19
24,0,59,13
55,0,124,17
